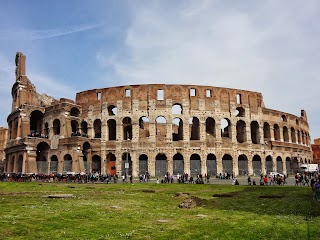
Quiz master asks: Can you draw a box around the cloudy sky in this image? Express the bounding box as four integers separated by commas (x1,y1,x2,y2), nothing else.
0,0,319,141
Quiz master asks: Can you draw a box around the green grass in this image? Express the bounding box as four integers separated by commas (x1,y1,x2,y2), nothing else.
0,182,319,239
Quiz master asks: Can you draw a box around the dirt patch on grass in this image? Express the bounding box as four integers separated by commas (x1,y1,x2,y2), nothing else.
258,195,283,199
212,193,235,198
179,196,204,208
175,192,190,197
142,189,156,193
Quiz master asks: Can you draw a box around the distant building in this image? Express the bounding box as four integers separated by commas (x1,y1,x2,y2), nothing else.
4,52,313,176
312,138,320,165
0,127,8,172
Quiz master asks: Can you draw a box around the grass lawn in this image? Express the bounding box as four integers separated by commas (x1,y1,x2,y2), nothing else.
0,182,319,239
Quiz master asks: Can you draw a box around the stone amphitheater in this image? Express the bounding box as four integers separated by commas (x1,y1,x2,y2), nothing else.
5,52,312,177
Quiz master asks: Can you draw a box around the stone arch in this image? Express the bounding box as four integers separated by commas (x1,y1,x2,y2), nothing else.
8,156,15,173
281,114,287,122
94,119,101,138
36,142,50,174
206,154,217,176
283,126,289,142
172,118,183,141
44,122,49,136
236,120,246,143
81,121,88,135
53,119,61,135
123,117,132,140
276,156,283,174
252,155,262,176
189,117,200,140
265,155,273,173
173,153,184,175
251,121,260,144
155,153,167,177
206,117,216,138
17,154,23,173
190,153,201,176
63,154,72,173
238,154,248,176
108,119,116,140
139,154,148,174
263,122,271,140
139,116,150,138
172,103,183,115
221,118,231,138
92,155,101,173
106,152,116,175
50,155,58,173
107,105,117,116
297,130,301,144
222,154,233,174
235,107,245,117
291,127,296,143
122,152,132,176
156,116,167,138
70,107,80,117
30,110,44,135
274,124,280,140
285,157,292,175
71,120,79,134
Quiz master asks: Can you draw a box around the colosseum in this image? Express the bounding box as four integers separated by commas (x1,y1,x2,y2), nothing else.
4,52,313,177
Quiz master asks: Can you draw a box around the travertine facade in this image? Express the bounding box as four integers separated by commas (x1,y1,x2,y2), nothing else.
0,127,8,172
312,139,320,165
5,52,313,177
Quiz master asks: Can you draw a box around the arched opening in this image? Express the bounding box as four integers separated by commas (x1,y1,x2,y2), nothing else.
286,157,292,175
156,116,167,139
251,121,260,144
36,142,50,174
173,153,184,175
139,117,150,138
283,126,289,142
276,156,283,174
63,154,72,173
18,155,23,173
274,124,280,140
172,118,183,141
205,117,216,138
30,110,44,136
94,119,101,138
155,153,167,177
263,122,271,139
106,153,116,175
301,131,305,145
235,107,245,117
190,154,201,175
281,115,287,122
82,142,91,173
238,154,248,176
291,127,296,143
236,120,246,143
81,121,88,136
221,118,231,138
50,155,58,173
252,155,262,176
123,117,132,140
92,155,101,174
297,130,301,144
71,120,79,135
172,103,182,114
189,117,200,140
206,154,217,176
8,156,14,173
108,105,117,116
222,154,233,175
266,155,273,174
53,119,61,135
44,122,49,137
139,154,148,175
70,107,80,117
108,119,116,140
122,152,132,176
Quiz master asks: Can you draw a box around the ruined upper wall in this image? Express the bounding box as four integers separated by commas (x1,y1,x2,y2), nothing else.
75,84,264,113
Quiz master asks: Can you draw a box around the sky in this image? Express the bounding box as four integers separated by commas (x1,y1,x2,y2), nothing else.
0,0,319,141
